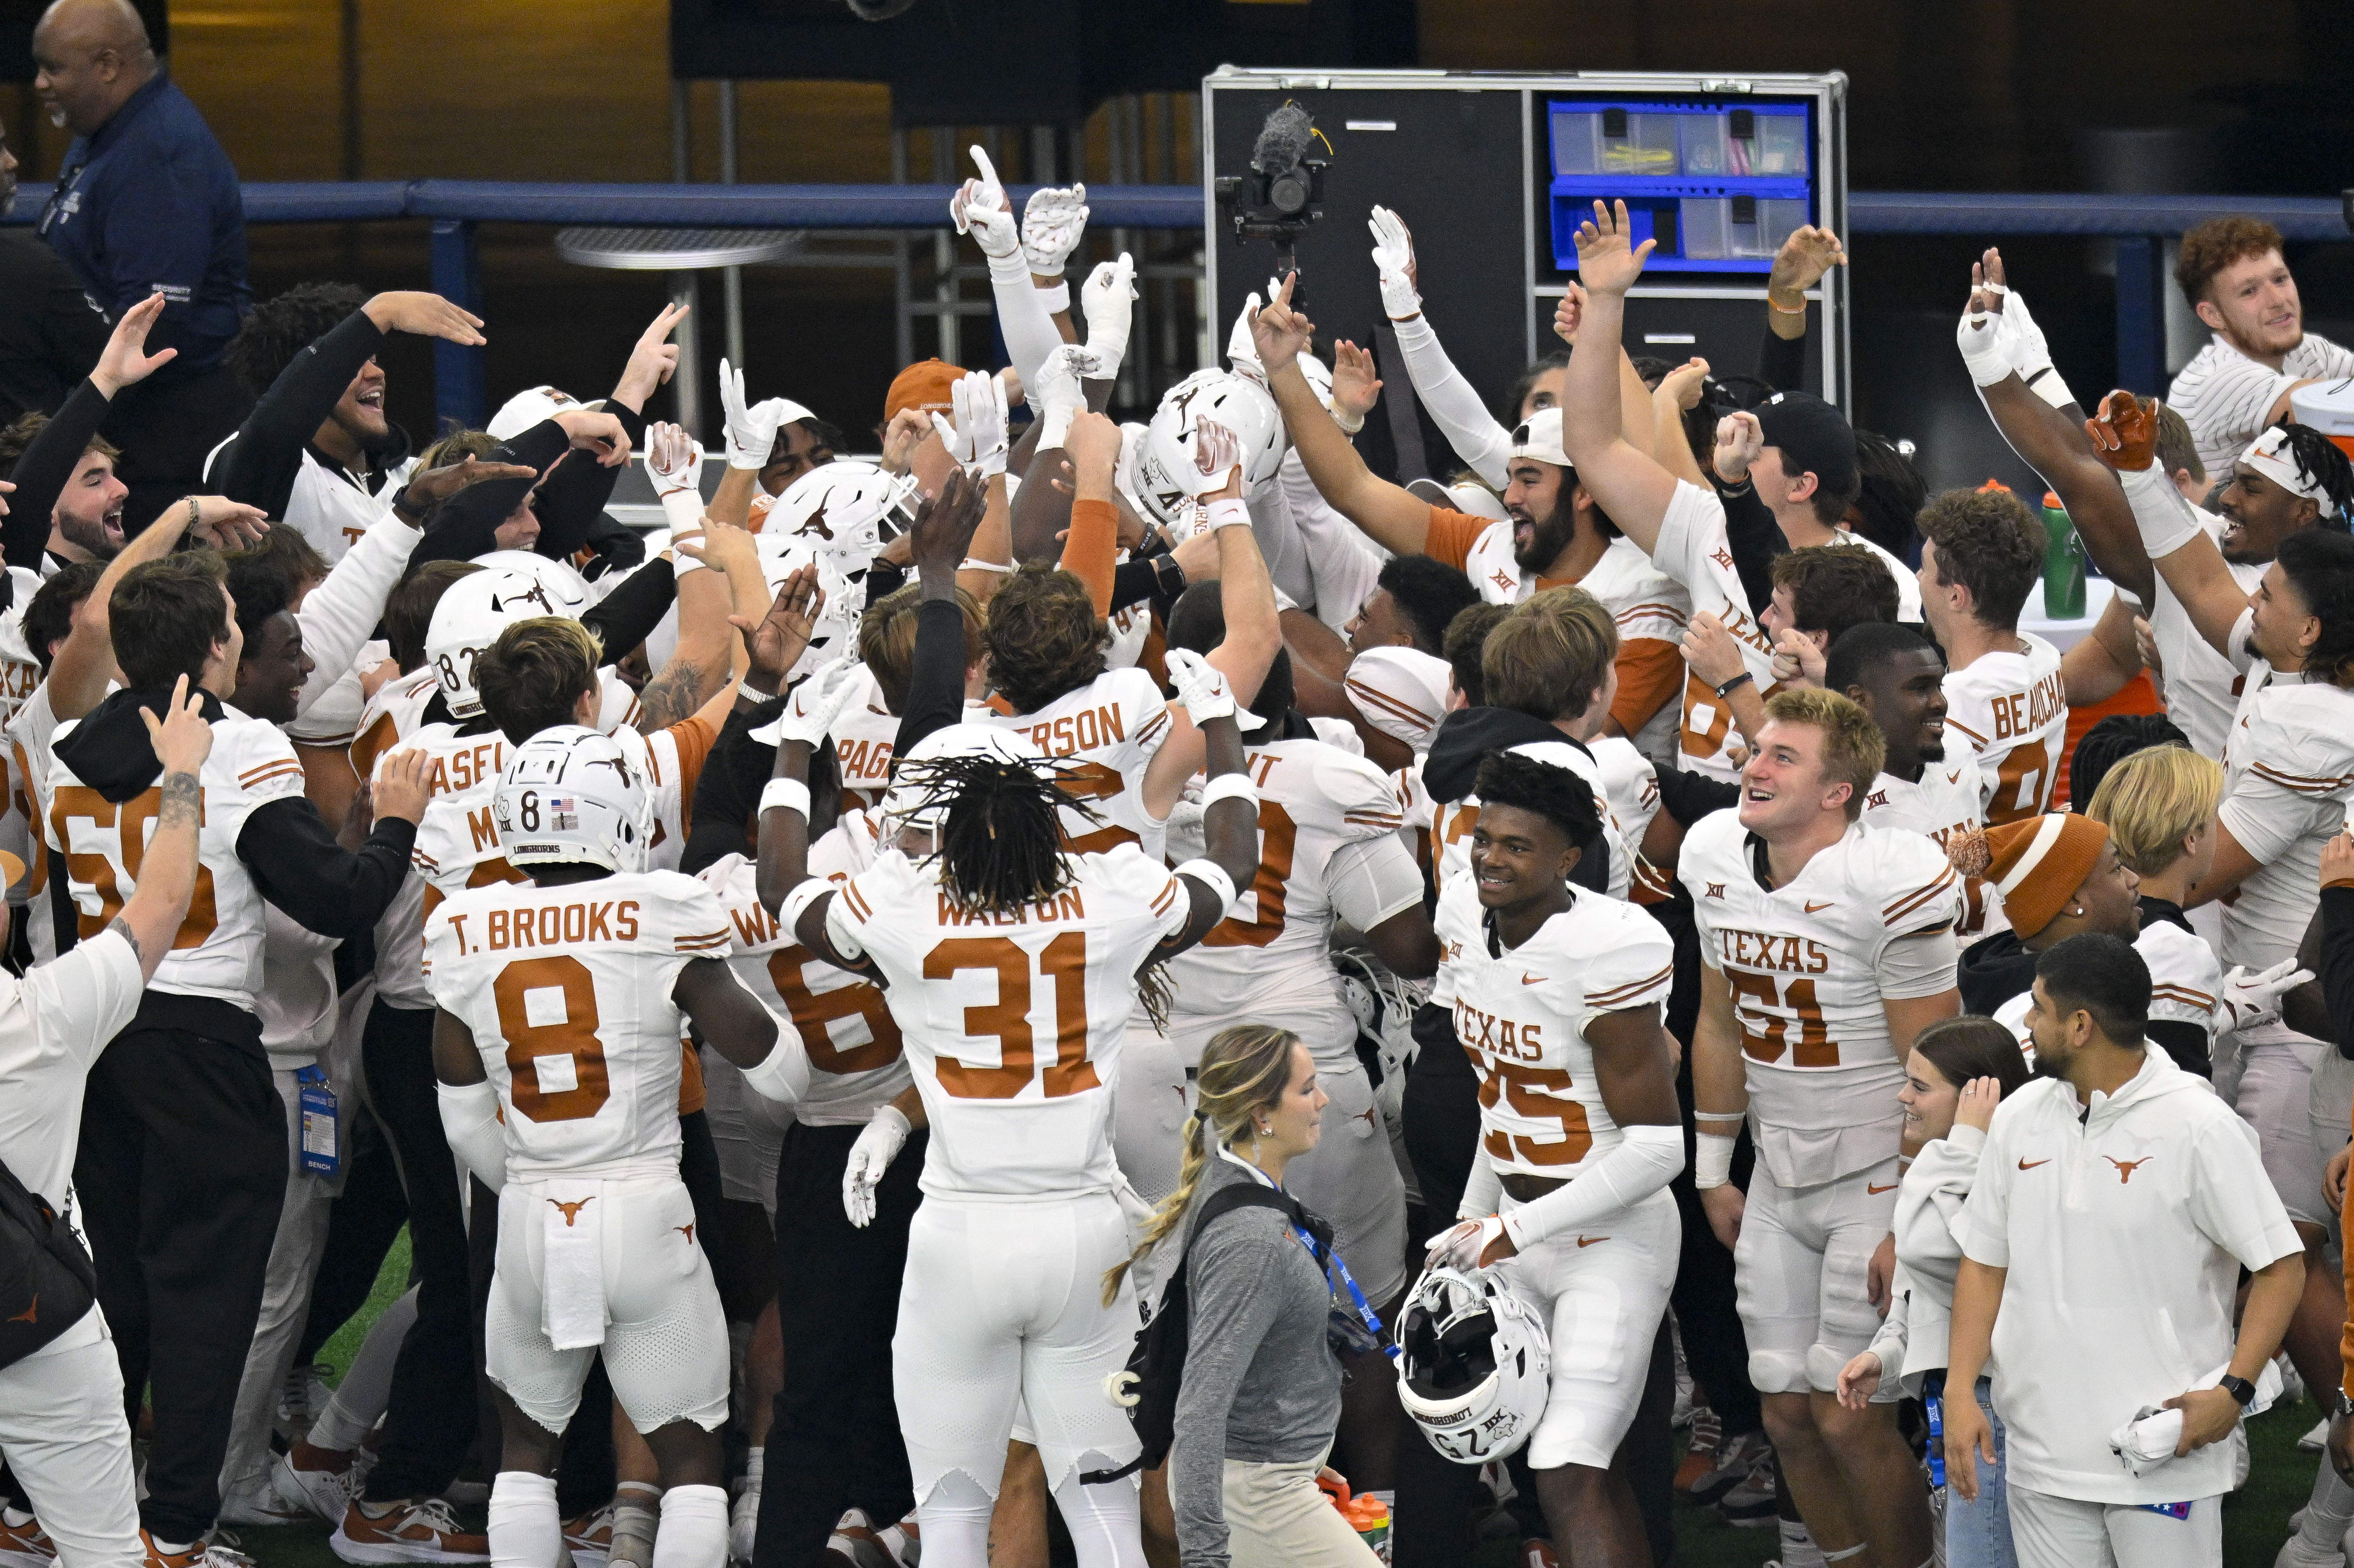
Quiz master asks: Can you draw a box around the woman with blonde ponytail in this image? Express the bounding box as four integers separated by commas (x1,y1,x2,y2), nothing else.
1106,1024,1382,1568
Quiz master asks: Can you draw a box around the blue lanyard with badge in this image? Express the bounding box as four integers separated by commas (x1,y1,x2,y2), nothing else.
297,1065,339,1177
1290,1215,1399,1362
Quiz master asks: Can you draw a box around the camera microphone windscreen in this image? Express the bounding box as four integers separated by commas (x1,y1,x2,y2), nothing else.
1251,103,1315,175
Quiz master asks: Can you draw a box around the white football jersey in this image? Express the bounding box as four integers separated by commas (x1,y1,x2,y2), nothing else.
1941,634,2066,825
2137,507,2263,760
1827,530,1923,621
45,712,306,1013
829,664,996,807
1859,759,1997,933
348,665,441,783
700,831,910,1126
823,841,1194,1198
1431,738,1633,904
2138,912,2222,1045
983,667,1174,860
1430,879,1673,1179
1645,481,1778,781
1678,810,1960,1166
2216,668,2354,970
378,724,521,1009
1160,738,1419,1043
424,869,732,1182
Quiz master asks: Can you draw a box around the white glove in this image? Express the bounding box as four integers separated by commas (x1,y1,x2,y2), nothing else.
950,144,1007,235
1368,205,1422,320
2001,289,2078,410
930,369,1010,478
754,657,863,748
1226,291,1265,382
1956,298,2014,388
1021,183,1090,278
719,358,788,471
1030,344,1102,452
1112,1173,1158,1253
1081,253,1138,374
1182,417,1243,499
645,420,704,499
2220,958,2314,1035
842,1104,912,1228
1423,1215,1505,1271
1165,646,1243,726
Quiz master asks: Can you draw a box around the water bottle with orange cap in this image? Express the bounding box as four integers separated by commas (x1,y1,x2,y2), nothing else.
1315,1470,1393,1562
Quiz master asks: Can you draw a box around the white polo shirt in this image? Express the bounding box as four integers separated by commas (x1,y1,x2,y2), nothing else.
1961,1047,2300,1504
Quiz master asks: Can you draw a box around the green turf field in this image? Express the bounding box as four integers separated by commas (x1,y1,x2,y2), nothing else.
228,1229,2316,1568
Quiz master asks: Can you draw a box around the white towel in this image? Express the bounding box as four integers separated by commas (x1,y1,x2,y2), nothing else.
540,1179,608,1351
2107,1360,2281,1475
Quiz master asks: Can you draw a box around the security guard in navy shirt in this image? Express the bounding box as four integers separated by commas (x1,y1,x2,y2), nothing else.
32,0,252,531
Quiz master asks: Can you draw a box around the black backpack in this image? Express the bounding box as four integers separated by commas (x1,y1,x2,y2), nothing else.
1087,1179,1327,1484
0,1155,96,1370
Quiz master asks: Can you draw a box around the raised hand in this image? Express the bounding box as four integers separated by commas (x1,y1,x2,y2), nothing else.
364,290,488,345
929,371,1009,477
1082,253,1139,366
1249,272,1315,374
186,496,272,550
398,454,539,519
614,302,688,409
138,674,213,777
645,421,704,498
1573,199,1653,296
719,357,787,471
1185,418,1244,500
762,656,863,750
1367,205,1421,320
1022,183,1090,278
1658,355,1710,413
1768,225,1848,303
1552,280,1588,347
1063,409,1124,485
1165,647,1239,726
554,408,632,467
2085,390,2159,472
907,465,988,579
1714,409,1764,484
1331,339,1383,423
731,562,826,693
91,292,178,399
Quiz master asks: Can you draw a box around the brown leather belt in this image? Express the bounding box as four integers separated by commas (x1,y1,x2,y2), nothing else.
1500,1173,1570,1203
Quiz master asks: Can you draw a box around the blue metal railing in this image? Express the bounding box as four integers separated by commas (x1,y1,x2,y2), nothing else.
15,180,2335,428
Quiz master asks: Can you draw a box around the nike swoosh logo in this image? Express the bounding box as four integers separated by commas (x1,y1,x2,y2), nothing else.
1521,975,1544,985
1577,1235,1609,1248
1866,1182,1898,1194
2018,1158,2050,1170
1805,900,1834,913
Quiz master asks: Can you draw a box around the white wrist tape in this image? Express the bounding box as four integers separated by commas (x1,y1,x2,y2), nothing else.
1694,1131,1738,1189
959,557,1016,575
2119,462,2203,560
778,875,832,934
1956,313,2013,388
1036,282,1071,314
740,1030,809,1105
1037,399,1077,452
759,777,811,819
1174,857,1238,922
1202,498,1251,531
1332,406,1366,436
1199,772,1258,809
660,488,706,534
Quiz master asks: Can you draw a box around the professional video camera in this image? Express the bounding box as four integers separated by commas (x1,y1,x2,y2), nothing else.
1215,102,1329,297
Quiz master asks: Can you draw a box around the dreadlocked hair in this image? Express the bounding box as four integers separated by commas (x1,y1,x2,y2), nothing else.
1103,1025,1300,1304
2265,421,2354,529
920,753,1095,914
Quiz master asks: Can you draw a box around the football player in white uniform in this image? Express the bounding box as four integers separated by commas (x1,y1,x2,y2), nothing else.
754,646,1262,1568
1911,488,2068,826
1828,622,1996,934
426,728,807,1568
1678,689,1959,1568
1425,751,1683,1565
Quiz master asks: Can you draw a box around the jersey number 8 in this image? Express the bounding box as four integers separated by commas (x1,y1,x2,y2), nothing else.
493,955,611,1120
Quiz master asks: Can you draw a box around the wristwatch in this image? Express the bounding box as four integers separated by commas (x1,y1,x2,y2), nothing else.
2218,1374,2257,1407
2336,1391,2354,1422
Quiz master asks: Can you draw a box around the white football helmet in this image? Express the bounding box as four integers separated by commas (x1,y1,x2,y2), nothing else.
758,545,860,684
1130,370,1286,528
494,725,654,874
879,722,1048,839
486,385,604,442
760,460,915,577
1395,1264,1551,1463
470,550,595,618
425,568,571,720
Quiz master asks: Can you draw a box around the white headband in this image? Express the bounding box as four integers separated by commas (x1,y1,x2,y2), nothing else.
2241,427,2339,517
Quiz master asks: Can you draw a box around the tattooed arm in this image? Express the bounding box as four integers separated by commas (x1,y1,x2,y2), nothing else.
110,677,213,983
639,520,763,734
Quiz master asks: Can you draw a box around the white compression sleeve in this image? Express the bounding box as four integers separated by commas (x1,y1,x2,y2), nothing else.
1457,1152,1502,1221
988,249,1066,403
1499,1123,1685,1250
1390,311,1514,489
435,1080,507,1193
2117,460,2205,561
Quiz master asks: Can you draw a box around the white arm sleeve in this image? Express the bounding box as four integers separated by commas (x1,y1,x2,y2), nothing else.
1280,449,1389,633
1390,311,1514,489
1457,1150,1502,1222
740,1010,813,1105
1325,834,1426,934
2116,460,2204,563
987,250,1067,407
435,1079,507,1193
293,512,423,719
1499,1122,1686,1250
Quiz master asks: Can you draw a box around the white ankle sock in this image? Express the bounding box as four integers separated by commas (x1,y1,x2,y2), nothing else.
489,1472,560,1568
650,1484,727,1568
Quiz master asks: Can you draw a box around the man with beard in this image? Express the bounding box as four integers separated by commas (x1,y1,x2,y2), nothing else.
2167,217,2354,477
1262,316,1692,757
31,0,253,529
0,116,106,430
209,284,488,566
